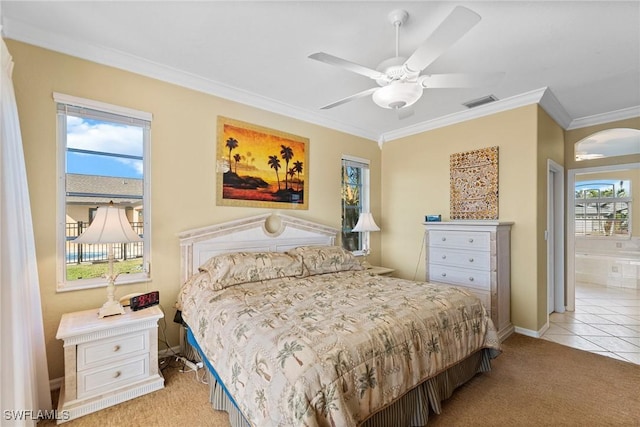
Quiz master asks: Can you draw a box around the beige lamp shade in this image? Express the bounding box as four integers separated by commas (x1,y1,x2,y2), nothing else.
74,205,142,244
351,212,380,233
73,204,141,318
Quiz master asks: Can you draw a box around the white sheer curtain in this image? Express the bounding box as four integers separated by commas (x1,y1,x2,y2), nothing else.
1,36,52,425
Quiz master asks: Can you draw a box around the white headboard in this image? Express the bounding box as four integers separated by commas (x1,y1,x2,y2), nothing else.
178,213,338,283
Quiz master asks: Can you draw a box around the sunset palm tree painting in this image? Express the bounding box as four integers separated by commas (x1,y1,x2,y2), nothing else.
217,116,309,209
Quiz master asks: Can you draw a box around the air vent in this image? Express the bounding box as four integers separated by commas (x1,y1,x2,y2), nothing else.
462,94,498,109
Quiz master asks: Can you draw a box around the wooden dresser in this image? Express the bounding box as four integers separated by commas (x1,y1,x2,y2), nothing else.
424,221,514,341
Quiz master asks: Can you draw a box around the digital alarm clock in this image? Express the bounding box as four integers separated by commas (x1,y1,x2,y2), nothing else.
130,291,160,311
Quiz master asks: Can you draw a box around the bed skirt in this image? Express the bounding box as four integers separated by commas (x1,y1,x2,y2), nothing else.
186,324,492,427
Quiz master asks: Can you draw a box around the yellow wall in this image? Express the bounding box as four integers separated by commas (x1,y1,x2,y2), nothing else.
6,40,382,380
536,106,565,328
381,105,542,331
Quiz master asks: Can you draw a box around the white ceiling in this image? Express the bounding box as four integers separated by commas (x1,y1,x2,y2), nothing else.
2,1,639,144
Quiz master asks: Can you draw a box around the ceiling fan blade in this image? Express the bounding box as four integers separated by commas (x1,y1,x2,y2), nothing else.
397,106,415,120
419,72,505,88
404,6,481,74
309,52,386,80
320,87,379,109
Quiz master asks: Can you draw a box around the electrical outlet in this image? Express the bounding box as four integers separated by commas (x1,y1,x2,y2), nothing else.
616,242,623,248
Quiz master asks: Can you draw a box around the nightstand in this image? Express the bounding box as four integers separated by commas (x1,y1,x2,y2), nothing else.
56,305,165,423
366,265,395,276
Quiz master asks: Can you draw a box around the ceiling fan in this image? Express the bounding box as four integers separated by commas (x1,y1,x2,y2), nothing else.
309,6,503,119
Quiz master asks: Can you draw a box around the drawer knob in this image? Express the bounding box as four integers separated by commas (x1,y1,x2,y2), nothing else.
468,238,474,243
468,277,474,282
469,258,474,263
113,345,121,352
441,237,447,241
441,273,447,277
113,371,121,378
441,255,447,259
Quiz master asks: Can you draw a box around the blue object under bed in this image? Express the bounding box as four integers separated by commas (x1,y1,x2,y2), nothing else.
186,327,244,415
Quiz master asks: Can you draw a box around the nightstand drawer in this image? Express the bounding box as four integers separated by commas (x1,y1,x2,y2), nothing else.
77,354,149,399
428,265,491,290
429,247,491,270
77,331,149,371
429,231,490,250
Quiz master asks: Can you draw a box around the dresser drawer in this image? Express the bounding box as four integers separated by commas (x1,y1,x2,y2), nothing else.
77,353,149,399
429,231,490,251
429,247,492,270
428,264,491,290
77,330,149,371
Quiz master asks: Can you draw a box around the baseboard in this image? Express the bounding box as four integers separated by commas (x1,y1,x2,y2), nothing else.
49,345,182,391
514,324,548,338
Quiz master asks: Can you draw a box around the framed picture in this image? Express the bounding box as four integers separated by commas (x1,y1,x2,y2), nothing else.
216,116,309,209
450,146,499,220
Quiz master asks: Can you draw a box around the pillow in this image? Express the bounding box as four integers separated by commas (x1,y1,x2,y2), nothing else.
287,245,363,276
197,251,303,290
175,270,211,311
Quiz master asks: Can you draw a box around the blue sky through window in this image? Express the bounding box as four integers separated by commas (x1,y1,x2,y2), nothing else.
66,116,143,179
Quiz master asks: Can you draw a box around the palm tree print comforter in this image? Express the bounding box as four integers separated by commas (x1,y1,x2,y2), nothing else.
179,269,501,426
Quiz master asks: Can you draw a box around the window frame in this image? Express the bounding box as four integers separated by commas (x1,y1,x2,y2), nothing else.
55,93,152,292
341,155,371,255
574,180,632,240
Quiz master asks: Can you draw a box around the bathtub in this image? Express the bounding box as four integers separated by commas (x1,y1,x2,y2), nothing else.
575,251,640,289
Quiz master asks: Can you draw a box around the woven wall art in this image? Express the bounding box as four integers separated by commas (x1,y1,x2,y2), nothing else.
450,146,499,220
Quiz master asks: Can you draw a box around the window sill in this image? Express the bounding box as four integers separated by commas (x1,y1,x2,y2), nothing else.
56,273,151,293
576,235,631,241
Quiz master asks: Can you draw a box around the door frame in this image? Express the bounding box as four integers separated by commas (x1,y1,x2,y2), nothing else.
547,159,565,314
566,162,639,311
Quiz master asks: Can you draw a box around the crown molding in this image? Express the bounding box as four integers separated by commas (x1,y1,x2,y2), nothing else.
2,17,379,142
6,17,635,146
380,88,551,143
566,105,640,130
538,88,572,129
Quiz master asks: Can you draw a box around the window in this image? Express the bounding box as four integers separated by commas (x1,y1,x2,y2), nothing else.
341,156,370,253
575,180,631,238
574,128,640,161
55,93,151,291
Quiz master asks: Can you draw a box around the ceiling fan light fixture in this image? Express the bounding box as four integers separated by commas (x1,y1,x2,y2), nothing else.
372,82,423,109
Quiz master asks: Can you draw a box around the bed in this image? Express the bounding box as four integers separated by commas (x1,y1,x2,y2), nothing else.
175,213,501,427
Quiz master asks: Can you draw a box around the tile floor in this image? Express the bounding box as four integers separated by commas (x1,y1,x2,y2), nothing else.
542,281,640,365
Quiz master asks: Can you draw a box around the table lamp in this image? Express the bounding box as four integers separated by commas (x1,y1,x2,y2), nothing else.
351,212,380,268
74,202,142,318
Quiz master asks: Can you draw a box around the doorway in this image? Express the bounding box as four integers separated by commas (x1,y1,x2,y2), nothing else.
543,128,639,363
567,162,639,310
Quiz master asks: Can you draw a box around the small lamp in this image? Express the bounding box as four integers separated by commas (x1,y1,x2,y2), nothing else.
74,203,142,318
351,212,380,268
